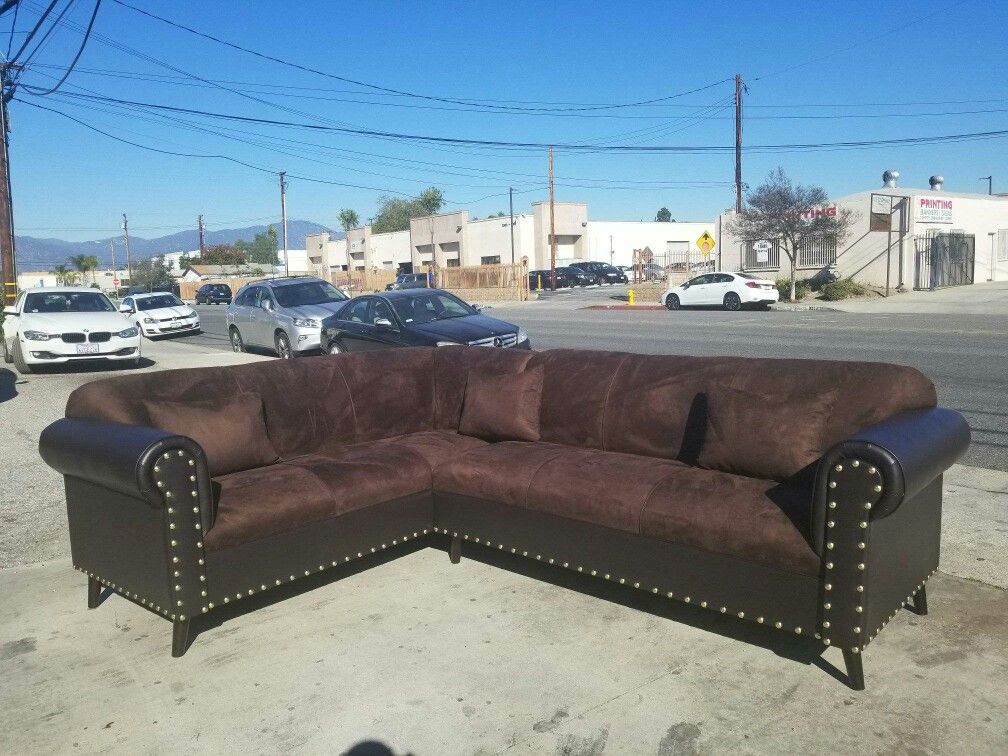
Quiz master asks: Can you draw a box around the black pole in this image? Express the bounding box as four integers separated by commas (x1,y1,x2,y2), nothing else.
509,187,515,265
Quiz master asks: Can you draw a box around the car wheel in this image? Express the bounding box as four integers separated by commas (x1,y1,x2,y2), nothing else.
12,339,32,374
723,292,742,311
327,341,342,355
665,294,681,311
275,331,294,359
229,326,245,353
2,337,11,364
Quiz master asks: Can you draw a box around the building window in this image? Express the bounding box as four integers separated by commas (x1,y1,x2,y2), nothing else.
481,255,501,265
797,235,837,268
446,258,460,267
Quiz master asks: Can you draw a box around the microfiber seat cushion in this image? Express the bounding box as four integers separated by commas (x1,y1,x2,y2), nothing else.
206,431,486,552
434,442,819,574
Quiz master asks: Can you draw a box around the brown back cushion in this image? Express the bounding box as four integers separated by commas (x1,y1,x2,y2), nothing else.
459,365,543,442
144,392,279,476
433,346,535,429
698,385,838,481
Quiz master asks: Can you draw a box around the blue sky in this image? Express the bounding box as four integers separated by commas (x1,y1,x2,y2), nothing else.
8,0,1008,242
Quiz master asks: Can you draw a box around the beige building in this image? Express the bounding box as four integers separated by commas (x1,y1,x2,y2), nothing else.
718,175,1008,289
306,200,718,275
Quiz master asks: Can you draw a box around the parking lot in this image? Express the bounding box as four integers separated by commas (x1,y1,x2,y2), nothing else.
2,286,1006,753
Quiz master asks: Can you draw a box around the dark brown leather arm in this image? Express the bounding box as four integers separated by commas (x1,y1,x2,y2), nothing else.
39,418,213,531
811,407,970,553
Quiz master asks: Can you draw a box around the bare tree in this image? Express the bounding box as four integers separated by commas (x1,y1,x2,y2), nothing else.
726,168,857,301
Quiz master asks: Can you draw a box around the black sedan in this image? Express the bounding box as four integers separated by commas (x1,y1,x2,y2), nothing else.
321,289,530,353
568,261,629,285
529,266,591,290
194,283,233,305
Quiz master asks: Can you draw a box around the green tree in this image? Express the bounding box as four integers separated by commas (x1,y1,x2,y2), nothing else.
129,257,172,291
338,209,360,286
655,207,673,222
68,254,99,283
52,264,77,285
178,252,194,271
725,168,856,301
201,244,247,266
238,226,280,265
371,187,445,234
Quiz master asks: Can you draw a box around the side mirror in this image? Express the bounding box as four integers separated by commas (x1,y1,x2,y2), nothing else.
119,303,132,313
374,317,395,330
3,305,17,316
471,303,484,312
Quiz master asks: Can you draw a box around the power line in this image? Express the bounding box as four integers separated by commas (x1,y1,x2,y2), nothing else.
8,0,59,63
34,89,1008,154
21,0,101,95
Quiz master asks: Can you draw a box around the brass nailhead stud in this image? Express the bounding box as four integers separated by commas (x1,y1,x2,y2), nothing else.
198,559,204,565
868,467,876,474
700,601,707,608
826,562,833,569
864,502,872,510
828,501,836,509
154,466,160,473
856,585,864,592
826,542,834,550
857,563,865,570
824,583,832,590
823,638,831,645
829,482,837,489
859,521,868,529
873,485,882,493
795,627,802,634
172,557,179,564
824,602,831,609
720,606,726,613
855,606,863,613
757,617,764,623
851,460,860,468
834,464,843,472
167,507,174,514
823,621,830,628
775,621,783,629
827,521,835,528
737,611,745,618
858,542,866,549
683,596,691,603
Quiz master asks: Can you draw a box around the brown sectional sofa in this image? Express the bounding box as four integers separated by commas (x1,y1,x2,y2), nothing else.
39,347,969,690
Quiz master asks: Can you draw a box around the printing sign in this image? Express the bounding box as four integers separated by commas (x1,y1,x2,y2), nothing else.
916,196,953,224
753,240,772,263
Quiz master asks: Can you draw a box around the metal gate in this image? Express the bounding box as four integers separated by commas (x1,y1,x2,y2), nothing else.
914,232,975,290
631,241,714,284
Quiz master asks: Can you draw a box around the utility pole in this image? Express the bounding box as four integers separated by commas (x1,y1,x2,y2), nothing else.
548,146,556,291
121,213,133,283
197,214,206,255
734,74,743,213
109,239,115,279
979,176,992,195
508,186,515,266
0,64,18,306
278,172,288,277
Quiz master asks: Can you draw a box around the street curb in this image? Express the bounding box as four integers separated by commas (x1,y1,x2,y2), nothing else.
773,304,844,312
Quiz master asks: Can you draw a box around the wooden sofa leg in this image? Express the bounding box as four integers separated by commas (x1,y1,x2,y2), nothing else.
911,585,928,616
449,533,462,564
87,577,102,609
842,649,865,691
172,618,191,658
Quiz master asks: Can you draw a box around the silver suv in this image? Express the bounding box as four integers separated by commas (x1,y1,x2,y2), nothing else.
226,276,349,358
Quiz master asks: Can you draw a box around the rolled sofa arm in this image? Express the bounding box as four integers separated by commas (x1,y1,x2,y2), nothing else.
40,417,209,508
811,407,970,551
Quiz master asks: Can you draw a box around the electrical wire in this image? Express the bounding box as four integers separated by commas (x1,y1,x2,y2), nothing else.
8,0,58,62
108,0,732,114
20,0,100,95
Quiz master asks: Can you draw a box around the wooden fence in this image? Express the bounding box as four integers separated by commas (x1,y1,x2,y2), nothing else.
179,276,268,301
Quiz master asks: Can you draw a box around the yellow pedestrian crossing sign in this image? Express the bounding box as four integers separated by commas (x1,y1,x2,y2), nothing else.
696,231,716,256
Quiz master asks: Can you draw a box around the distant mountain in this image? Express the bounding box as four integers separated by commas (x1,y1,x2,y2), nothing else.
14,220,342,270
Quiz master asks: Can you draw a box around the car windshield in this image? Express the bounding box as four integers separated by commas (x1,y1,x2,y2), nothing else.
390,291,475,324
272,280,348,307
137,294,184,310
24,292,115,313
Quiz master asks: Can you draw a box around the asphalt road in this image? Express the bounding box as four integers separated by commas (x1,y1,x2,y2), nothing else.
187,296,1008,471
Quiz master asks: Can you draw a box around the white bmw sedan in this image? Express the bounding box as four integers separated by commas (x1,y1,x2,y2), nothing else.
120,292,200,338
662,272,779,311
2,287,141,374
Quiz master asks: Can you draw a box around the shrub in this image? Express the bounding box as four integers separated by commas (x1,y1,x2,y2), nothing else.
775,277,812,301
819,278,866,301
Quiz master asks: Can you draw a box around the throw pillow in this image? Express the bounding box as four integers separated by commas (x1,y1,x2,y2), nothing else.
459,365,544,442
698,384,838,481
144,392,279,477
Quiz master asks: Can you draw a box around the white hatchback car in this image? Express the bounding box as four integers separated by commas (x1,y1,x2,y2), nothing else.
2,287,141,373
662,272,779,311
120,292,200,338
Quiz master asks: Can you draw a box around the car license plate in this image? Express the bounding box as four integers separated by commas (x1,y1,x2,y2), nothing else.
76,344,99,355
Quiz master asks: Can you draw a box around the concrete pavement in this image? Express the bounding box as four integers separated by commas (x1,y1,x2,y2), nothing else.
2,461,1006,754
819,280,1008,315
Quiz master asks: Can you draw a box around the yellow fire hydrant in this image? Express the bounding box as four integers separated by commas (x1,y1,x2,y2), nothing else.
627,288,636,306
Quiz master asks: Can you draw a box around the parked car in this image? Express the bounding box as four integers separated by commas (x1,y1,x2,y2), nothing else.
227,276,349,358
637,262,668,281
1,287,141,374
385,272,431,290
568,261,629,285
120,292,200,338
321,288,530,354
528,266,590,290
194,283,232,305
662,272,779,311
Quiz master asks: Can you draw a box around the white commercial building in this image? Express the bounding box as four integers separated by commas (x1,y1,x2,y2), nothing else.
718,174,1008,290
307,200,719,275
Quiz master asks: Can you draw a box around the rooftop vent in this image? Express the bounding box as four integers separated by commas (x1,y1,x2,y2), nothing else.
882,170,900,188
929,175,944,191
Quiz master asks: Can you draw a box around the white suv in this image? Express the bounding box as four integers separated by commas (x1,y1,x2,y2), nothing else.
2,287,141,373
